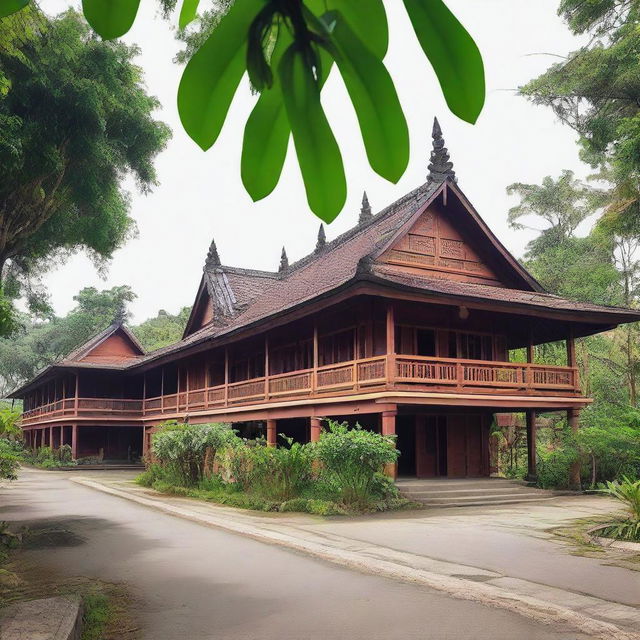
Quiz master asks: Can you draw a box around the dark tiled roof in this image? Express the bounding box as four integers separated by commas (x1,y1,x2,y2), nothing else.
369,265,640,320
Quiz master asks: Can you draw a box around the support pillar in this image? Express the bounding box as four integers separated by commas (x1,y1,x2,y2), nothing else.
381,409,397,478
266,419,277,447
310,417,322,442
568,408,581,490
525,409,537,482
71,424,78,460
142,427,149,458
49,426,53,448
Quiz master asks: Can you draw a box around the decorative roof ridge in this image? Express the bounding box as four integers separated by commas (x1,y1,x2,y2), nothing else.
207,265,279,279
280,181,437,277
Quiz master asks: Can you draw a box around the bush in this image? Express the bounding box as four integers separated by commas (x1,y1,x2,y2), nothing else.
0,440,21,480
315,420,399,510
151,421,239,486
536,446,578,489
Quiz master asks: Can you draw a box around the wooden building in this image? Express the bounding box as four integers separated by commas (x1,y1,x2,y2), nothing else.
13,120,640,478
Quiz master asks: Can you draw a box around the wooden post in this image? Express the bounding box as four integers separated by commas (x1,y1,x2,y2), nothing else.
386,303,396,386
568,408,581,490
185,364,190,411
264,334,270,401
525,409,537,482
310,417,321,442
566,328,576,368
142,427,149,458
312,319,318,393
71,424,78,459
142,373,147,416
49,426,53,449
224,348,229,406
74,372,79,413
381,409,397,478
266,419,277,447
161,367,165,413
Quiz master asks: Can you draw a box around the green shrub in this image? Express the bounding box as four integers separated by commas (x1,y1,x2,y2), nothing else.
151,421,239,486
0,440,20,480
536,446,578,489
57,444,73,464
135,463,165,487
247,437,313,501
599,476,640,520
315,420,399,510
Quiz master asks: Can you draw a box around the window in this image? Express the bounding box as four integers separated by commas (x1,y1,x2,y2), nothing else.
319,328,355,366
458,333,493,361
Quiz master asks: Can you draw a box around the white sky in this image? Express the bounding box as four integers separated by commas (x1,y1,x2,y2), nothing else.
41,0,586,322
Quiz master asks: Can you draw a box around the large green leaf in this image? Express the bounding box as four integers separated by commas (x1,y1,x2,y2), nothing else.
179,0,200,29
241,32,336,202
82,0,141,40
178,0,264,150
241,28,293,202
402,0,485,124
306,0,388,58
279,45,346,222
0,0,29,18
327,12,409,183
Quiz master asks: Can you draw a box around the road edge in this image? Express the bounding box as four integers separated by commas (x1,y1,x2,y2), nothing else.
70,477,639,640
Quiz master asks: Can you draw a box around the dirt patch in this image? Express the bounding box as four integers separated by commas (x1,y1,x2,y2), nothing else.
0,521,141,640
549,516,640,571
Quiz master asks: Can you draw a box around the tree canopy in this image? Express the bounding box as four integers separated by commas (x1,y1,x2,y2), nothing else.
521,0,640,233
0,8,170,321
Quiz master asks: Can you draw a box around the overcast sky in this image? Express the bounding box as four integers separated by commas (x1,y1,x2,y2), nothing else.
42,0,586,323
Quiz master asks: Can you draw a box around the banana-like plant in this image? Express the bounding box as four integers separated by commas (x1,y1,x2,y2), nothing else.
0,0,485,222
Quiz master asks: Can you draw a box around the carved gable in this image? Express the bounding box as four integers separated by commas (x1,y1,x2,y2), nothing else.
379,203,504,285
78,328,143,363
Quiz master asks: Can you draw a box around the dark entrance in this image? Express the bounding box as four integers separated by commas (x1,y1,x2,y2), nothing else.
396,415,416,476
413,414,489,478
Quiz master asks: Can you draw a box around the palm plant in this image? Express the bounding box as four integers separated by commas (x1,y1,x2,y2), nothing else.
598,476,640,541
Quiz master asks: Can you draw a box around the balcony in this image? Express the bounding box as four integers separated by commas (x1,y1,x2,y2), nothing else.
21,355,580,425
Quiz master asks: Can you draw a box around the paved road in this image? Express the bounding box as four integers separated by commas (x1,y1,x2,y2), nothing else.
2,469,589,640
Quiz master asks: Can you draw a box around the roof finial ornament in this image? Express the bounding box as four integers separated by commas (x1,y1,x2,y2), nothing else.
427,117,456,184
114,304,127,326
279,246,289,272
359,191,372,225
315,224,326,252
205,237,221,269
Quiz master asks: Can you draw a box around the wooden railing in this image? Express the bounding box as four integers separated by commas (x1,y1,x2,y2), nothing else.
21,355,579,423
21,397,143,424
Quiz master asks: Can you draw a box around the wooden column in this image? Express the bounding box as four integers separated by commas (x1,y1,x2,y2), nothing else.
71,424,78,460
264,334,270,401
266,419,277,447
525,409,537,482
74,373,79,412
142,373,147,416
566,332,576,368
161,367,165,413
381,409,397,478
49,426,53,449
224,348,229,406
386,303,396,386
142,427,149,458
568,408,581,490
310,417,321,442
312,319,318,393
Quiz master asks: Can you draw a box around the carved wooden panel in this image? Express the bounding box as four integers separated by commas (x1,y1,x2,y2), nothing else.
379,204,502,283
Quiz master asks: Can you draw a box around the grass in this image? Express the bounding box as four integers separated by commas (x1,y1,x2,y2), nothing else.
136,472,417,516
0,524,139,639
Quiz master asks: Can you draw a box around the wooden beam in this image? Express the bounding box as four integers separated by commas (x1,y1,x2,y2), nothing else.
266,418,277,447
381,408,397,478
525,409,537,481
386,302,396,386
310,416,321,442
566,327,577,368
568,408,581,490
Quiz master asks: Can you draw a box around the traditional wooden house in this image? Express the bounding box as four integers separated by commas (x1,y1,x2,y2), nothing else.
13,120,640,478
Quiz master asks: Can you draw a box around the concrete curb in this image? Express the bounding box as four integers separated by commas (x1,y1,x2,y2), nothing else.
0,596,83,640
71,477,640,640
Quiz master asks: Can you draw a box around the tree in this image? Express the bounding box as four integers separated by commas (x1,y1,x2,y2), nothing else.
507,172,621,304
132,307,191,352
520,0,640,232
2,0,485,222
0,9,170,314
0,285,136,396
